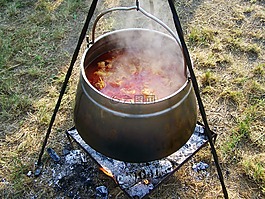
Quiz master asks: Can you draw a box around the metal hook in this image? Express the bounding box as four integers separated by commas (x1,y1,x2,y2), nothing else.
136,0,139,11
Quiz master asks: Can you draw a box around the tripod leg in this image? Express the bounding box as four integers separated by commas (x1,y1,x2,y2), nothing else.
167,1,228,198
34,0,99,176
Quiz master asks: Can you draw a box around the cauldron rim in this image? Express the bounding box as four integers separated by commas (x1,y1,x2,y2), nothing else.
81,28,187,105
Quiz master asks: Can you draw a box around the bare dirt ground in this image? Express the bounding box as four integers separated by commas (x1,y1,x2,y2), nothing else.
0,0,264,198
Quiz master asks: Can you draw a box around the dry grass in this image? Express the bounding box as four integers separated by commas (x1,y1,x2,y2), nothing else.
0,0,264,198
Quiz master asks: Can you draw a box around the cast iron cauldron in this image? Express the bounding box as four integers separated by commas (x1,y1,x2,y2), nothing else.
74,27,197,162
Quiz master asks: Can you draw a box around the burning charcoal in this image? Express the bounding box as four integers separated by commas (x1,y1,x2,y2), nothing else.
192,161,209,172
67,190,75,198
84,177,93,186
195,125,205,135
47,148,60,162
196,140,205,147
34,168,41,176
66,124,213,199
96,185,108,199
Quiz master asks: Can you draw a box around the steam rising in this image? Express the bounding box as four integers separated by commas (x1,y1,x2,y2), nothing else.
96,1,176,36
113,29,185,95
89,1,186,100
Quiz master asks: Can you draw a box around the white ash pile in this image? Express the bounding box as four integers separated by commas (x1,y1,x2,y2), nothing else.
67,124,210,199
45,146,110,198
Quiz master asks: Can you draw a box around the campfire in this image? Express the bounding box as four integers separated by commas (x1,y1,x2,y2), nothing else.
65,123,213,198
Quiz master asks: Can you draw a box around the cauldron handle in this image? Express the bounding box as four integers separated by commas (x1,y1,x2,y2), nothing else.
91,6,180,44
90,5,188,76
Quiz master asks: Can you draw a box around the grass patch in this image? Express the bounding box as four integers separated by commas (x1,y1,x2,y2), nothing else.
188,27,217,46
0,0,89,197
224,36,261,56
219,89,243,105
1,94,32,120
195,51,218,68
10,158,31,190
241,153,265,193
245,80,265,104
0,0,86,123
222,96,264,155
222,115,251,154
244,99,265,147
200,70,217,87
222,133,242,155
252,63,265,76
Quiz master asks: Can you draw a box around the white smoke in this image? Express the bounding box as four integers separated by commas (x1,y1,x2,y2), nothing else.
87,1,187,100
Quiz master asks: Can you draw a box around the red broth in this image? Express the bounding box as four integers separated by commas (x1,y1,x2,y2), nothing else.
85,49,185,103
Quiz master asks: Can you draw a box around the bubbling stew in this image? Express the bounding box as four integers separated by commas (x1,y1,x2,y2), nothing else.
85,48,186,103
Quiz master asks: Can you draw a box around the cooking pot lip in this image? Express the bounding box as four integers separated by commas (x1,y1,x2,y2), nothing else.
81,28,189,105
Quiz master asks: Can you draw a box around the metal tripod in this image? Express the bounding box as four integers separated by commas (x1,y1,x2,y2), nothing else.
35,0,228,198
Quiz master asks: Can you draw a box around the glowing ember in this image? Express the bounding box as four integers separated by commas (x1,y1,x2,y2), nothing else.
99,167,114,178
143,179,149,185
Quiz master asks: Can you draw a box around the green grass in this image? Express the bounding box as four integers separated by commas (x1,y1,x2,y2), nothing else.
188,27,217,47
0,0,89,197
222,115,251,153
222,133,242,155
0,0,84,123
219,89,243,105
252,63,265,76
242,153,265,193
186,0,264,196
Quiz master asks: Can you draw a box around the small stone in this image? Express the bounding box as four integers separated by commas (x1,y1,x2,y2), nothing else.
192,161,209,172
96,185,108,199
1,178,8,184
34,166,42,176
47,148,60,162
27,170,32,177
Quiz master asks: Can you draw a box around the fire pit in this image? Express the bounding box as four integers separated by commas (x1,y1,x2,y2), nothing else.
66,123,215,198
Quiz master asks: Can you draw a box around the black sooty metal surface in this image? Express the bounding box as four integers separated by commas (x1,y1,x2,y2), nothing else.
66,123,216,199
